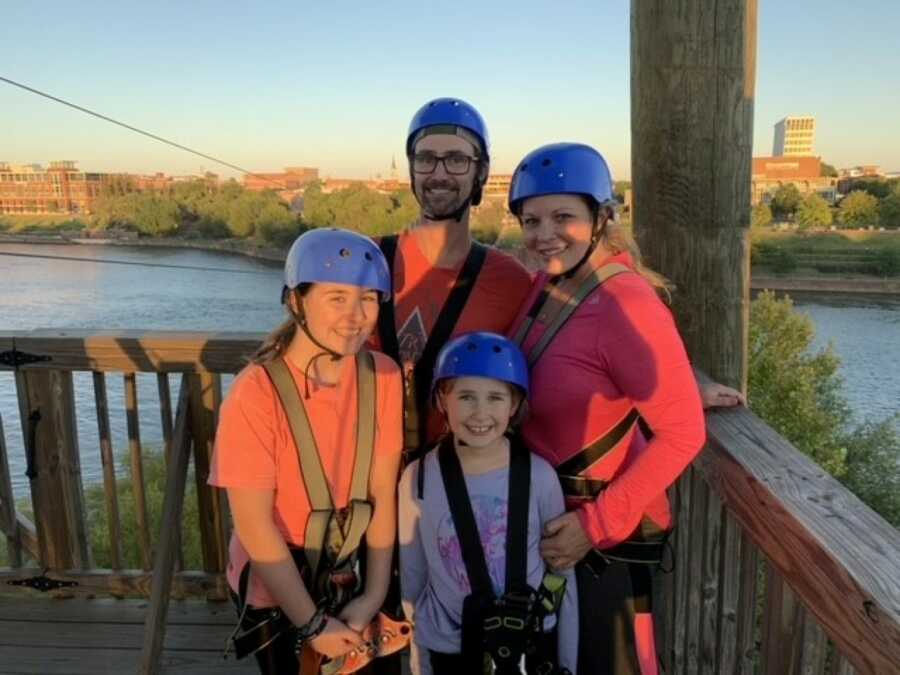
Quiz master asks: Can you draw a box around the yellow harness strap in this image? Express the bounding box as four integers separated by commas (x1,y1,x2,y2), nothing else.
263,351,376,580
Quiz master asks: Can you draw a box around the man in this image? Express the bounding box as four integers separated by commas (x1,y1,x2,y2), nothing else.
373,97,533,456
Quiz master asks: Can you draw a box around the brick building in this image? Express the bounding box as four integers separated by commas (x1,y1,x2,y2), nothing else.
0,161,106,215
751,156,838,204
243,166,319,191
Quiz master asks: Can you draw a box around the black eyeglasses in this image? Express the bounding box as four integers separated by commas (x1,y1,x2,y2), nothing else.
411,152,479,175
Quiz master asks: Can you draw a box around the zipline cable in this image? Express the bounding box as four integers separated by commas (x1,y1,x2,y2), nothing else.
0,250,278,275
0,75,286,188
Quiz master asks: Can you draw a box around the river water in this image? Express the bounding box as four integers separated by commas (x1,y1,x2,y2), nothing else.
1,242,898,498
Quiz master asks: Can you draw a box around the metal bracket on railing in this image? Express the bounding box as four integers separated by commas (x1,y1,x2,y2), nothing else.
7,572,78,592
0,349,51,369
25,409,41,479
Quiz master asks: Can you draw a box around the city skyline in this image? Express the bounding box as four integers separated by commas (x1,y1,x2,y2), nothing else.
3,1,899,180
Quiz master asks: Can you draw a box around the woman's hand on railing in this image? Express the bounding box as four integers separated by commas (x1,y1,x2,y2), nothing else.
699,382,746,409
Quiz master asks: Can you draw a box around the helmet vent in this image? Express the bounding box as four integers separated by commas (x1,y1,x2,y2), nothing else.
364,251,373,261
466,342,478,352
541,159,552,167
492,345,502,353
339,248,351,258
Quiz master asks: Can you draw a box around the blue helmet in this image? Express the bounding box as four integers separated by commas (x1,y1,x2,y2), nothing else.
283,228,391,301
432,332,529,397
508,143,614,214
406,97,490,160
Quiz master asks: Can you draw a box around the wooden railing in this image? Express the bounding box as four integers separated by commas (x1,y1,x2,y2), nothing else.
0,329,260,600
1,331,898,674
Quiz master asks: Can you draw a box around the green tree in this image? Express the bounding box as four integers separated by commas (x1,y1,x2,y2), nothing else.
820,161,838,177
878,190,900,229
845,179,891,200
795,193,833,230
85,450,203,568
841,417,900,527
838,190,880,228
751,202,773,229
749,292,900,528
613,181,631,204
748,292,850,475
770,184,802,219
470,201,508,244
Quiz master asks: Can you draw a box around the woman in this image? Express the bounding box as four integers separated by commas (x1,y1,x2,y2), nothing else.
209,228,404,673
507,143,708,675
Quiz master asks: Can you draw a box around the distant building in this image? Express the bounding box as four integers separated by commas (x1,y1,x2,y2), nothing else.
243,166,319,191
838,165,881,179
751,156,838,204
0,161,107,215
483,174,512,202
773,116,816,157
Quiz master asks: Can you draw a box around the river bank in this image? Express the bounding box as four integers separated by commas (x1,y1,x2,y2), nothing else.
3,232,900,295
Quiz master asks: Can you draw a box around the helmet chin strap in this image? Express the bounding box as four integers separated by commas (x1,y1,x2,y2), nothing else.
289,301,343,398
563,209,609,279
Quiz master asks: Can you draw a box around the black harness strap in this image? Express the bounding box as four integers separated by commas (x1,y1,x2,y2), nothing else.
376,236,401,363
378,236,489,456
438,437,532,672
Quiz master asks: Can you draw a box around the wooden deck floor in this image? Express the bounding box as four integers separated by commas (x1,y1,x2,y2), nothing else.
0,596,255,674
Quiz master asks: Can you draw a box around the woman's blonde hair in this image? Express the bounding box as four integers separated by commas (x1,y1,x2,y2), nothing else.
595,203,672,299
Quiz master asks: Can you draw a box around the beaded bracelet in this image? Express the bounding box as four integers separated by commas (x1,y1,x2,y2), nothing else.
293,607,329,655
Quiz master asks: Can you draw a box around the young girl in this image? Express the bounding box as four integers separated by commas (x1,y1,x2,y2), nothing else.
398,331,577,675
209,228,404,674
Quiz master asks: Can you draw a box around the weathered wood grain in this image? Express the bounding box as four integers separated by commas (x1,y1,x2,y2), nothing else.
125,372,152,571
17,370,92,568
696,403,900,674
92,371,124,570
0,568,228,600
189,373,228,579
141,375,193,675
0,414,22,567
631,0,757,392
7,330,262,374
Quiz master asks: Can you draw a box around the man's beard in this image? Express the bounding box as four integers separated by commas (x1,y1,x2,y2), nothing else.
417,178,471,221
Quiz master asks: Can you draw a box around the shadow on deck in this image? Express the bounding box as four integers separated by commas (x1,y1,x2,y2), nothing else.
0,597,253,674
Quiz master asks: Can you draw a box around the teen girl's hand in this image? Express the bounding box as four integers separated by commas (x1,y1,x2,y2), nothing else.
540,511,593,570
337,593,381,633
308,616,365,659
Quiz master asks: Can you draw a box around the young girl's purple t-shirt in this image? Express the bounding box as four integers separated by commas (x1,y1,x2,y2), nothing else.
398,450,578,673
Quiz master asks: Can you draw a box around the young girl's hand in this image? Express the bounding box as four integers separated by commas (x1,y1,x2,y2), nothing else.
308,616,364,659
540,512,593,570
337,594,381,633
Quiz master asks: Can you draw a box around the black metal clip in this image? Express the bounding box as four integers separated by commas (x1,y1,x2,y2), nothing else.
25,409,41,479
7,572,78,592
0,349,51,369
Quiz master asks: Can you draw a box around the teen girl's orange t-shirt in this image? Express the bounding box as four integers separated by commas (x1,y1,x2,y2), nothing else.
209,351,403,607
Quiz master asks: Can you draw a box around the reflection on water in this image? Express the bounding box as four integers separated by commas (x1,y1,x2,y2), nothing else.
2,243,899,498
1,243,285,497
789,292,900,426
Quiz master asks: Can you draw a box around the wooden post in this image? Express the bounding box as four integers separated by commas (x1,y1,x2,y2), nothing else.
0,414,23,567
139,375,192,675
631,0,758,392
189,372,228,579
17,369,92,568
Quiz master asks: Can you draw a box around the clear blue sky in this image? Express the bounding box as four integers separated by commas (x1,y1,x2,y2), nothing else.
2,1,898,181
